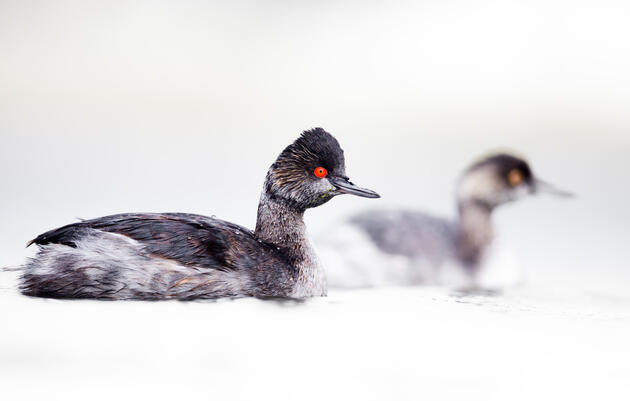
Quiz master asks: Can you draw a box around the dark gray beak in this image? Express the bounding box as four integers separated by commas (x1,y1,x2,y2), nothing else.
330,177,380,199
533,178,575,198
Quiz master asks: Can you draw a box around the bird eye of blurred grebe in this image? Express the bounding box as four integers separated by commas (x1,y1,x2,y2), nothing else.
318,152,573,290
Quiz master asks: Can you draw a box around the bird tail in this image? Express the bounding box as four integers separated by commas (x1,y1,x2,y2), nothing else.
0,265,23,291
1,265,23,272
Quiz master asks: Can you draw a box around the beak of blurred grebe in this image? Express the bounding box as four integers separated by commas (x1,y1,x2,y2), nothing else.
533,178,575,198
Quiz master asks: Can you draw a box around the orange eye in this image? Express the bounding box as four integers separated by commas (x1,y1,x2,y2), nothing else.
314,166,328,178
508,168,523,187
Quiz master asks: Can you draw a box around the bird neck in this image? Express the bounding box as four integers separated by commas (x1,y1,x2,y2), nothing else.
455,200,494,272
254,192,310,255
254,192,325,297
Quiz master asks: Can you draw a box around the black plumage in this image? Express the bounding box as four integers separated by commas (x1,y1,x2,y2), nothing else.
28,213,279,273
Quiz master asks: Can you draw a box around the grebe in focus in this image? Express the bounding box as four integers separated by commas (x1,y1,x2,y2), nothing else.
20,128,380,300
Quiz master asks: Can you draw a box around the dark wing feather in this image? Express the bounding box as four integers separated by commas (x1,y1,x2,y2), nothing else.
350,210,457,264
28,213,278,273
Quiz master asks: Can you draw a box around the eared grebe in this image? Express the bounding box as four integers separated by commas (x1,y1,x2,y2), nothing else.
20,128,379,300
318,153,572,289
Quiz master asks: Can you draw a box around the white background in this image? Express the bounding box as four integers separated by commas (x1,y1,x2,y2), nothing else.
1,1,629,400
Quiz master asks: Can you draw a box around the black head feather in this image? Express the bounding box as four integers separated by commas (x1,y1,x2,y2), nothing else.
277,128,346,175
459,152,536,208
265,128,347,210
468,153,534,186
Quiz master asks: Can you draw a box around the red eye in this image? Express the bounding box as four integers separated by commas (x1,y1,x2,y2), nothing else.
314,166,328,178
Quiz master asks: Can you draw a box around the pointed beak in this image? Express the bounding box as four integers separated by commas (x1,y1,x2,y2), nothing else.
330,176,380,199
533,178,575,198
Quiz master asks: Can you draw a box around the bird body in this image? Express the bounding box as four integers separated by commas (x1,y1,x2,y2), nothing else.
22,213,302,299
320,153,571,289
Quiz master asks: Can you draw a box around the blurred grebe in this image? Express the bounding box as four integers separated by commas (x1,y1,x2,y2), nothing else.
20,128,379,300
318,153,572,289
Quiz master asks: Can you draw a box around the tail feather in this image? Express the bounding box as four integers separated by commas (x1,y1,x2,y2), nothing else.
1,266,23,272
